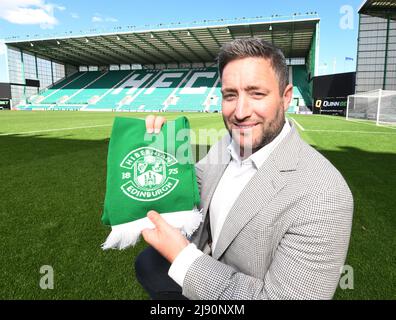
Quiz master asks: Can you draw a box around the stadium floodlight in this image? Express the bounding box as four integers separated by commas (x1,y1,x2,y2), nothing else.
56,40,60,45
347,89,396,126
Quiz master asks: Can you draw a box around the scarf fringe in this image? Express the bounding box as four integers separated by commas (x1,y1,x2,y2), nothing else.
101,208,203,250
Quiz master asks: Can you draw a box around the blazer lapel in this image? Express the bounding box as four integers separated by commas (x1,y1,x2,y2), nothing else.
212,159,286,259
212,124,302,260
194,136,231,249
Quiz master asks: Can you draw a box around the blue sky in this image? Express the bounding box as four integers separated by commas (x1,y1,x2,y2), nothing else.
0,0,364,82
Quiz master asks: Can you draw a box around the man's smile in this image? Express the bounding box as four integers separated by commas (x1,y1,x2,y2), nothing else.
231,122,260,131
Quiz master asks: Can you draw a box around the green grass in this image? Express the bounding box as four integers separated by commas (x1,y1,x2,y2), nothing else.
0,111,395,299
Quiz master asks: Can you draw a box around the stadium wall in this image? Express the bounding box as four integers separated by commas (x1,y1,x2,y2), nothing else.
356,14,396,93
6,46,69,107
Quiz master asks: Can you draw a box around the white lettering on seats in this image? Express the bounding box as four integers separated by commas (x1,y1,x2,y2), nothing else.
180,72,216,94
112,73,153,95
145,73,184,94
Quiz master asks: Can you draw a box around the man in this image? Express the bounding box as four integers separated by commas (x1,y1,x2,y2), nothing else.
135,38,354,300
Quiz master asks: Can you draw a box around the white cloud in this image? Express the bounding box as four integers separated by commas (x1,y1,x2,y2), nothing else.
92,16,103,23
0,0,64,29
92,13,118,23
71,12,79,19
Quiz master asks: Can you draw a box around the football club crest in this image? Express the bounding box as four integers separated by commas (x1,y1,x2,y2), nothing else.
120,147,179,201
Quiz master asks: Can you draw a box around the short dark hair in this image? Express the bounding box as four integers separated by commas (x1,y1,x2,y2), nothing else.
217,38,289,94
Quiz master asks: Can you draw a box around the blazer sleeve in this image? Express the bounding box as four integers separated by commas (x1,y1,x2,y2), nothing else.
182,182,354,300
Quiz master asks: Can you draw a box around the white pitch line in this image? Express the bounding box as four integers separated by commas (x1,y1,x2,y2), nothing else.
0,124,112,136
305,129,396,135
0,114,215,136
379,124,396,130
346,119,379,127
345,119,396,130
291,118,305,131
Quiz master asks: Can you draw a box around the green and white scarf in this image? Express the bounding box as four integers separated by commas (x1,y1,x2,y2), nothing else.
101,116,202,250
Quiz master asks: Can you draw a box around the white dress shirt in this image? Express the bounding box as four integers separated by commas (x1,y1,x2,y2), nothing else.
168,120,291,287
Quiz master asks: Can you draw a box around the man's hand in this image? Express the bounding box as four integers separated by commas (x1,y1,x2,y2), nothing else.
145,115,166,134
142,210,189,263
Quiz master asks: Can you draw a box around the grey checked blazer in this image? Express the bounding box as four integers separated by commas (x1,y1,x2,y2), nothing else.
184,123,354,300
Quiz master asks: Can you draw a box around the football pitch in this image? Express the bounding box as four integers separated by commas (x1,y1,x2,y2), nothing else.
0,111,395,299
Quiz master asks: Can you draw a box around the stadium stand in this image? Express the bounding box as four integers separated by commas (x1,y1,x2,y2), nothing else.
21,66,311,113
66,70,132,104
87,70,159,111
7,16,319,113
30,72,84,102
292,65,312,109
42,71,103,104
22,67,227,112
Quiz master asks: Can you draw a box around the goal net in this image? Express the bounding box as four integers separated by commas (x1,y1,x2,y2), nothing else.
346,89,396,125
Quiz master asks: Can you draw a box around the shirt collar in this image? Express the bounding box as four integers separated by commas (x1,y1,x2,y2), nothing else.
227,119,291,169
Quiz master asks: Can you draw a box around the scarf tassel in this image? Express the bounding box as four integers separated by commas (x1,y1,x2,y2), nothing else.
101,208,203,250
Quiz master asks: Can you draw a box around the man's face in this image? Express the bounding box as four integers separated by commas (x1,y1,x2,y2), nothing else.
221,57,293,155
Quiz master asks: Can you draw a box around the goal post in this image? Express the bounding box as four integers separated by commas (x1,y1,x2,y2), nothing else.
346,89,396,125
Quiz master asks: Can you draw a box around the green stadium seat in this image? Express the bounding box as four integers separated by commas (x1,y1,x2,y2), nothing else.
66,70,133,105
40,71,103,104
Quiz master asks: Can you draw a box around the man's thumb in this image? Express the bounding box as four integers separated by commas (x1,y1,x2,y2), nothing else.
147,210,166,229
